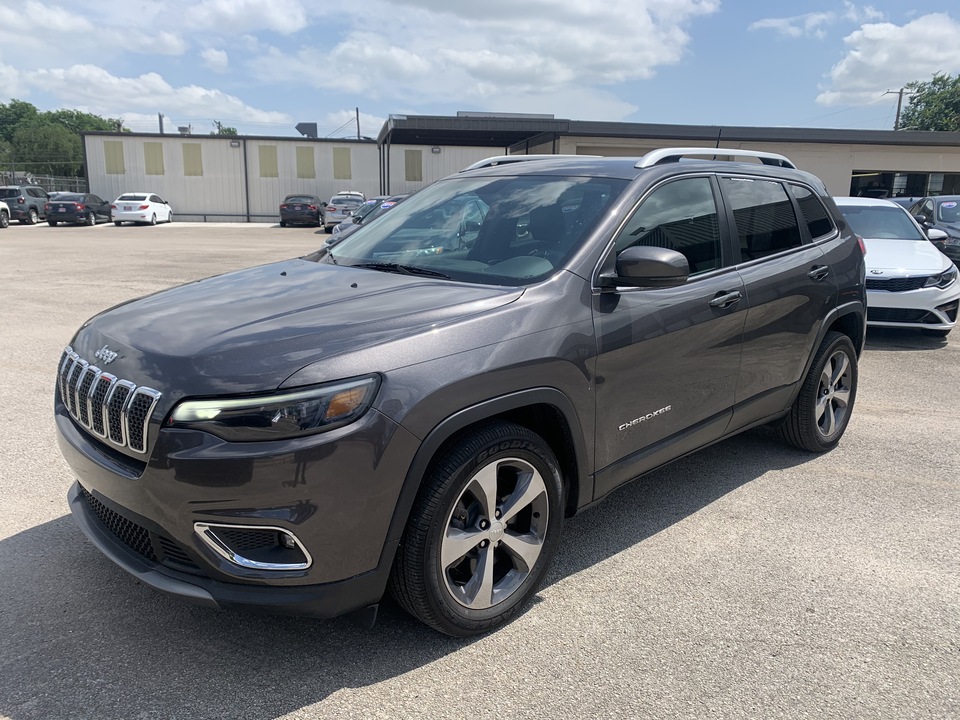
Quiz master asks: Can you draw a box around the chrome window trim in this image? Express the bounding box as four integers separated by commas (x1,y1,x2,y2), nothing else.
194,522,313,571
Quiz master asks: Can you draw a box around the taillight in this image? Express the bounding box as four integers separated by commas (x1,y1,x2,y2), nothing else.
308,205,317,210
138,205,149,210
74,203,84,210
856,234,866,255
44,203,51,212
110,205,116,209
17,197,24,204
280,204,288,209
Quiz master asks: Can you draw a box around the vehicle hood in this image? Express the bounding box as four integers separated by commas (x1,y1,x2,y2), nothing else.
70,258,522,396
862,238,951,275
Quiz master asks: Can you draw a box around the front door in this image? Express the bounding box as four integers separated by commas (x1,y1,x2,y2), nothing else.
592,175,745,498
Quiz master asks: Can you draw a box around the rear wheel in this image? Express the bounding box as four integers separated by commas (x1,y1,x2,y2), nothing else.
85,212,96,226
149,213,157,226
779,331,858,452
27,208,38,225
390,421,564,636
0,211,8,228
48,220,58,227
114,221,122,227
279,220,287,228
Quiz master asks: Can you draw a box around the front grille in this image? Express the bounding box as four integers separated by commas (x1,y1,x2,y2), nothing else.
868,307,932,324
866,276,929,292
80,486,156,561
80,486,203,574
58,346,161,454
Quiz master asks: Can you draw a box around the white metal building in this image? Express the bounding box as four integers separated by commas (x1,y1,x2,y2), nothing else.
83,116,960,222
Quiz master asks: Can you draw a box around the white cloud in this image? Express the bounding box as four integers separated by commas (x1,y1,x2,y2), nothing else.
816,13,960,105
185,0,308,34
749,3,886,39
249,0,718,119
201,49,229,73
25,65,290,125
0,62,24,98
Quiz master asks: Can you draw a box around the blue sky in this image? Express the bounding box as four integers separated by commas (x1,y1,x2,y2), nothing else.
1,0,958,139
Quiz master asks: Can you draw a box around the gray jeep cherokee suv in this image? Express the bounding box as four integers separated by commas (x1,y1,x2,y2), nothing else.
55,149,866,636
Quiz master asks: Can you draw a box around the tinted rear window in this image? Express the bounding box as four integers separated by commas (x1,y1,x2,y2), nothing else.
0,189,19,198
284,196,316,203
117,194,147,201
55,194,84,202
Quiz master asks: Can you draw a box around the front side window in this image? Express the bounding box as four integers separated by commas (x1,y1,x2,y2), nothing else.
320,175,627,286
721,177,802,260
614,177,721,274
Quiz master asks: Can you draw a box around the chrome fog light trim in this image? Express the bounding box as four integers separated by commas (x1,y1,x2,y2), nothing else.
194,522,313,571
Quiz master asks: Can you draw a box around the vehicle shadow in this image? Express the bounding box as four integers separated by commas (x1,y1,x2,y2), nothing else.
864,326,951,351
0,427,812,720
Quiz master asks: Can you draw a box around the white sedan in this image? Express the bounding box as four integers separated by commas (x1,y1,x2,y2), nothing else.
111,193,173,226
836,196,959,337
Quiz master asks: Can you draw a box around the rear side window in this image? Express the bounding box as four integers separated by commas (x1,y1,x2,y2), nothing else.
615,177,722,275
0,189,18,198
790,185,835,240
721,177,803,261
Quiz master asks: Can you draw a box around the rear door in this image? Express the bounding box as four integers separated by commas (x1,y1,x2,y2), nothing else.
591,174,746,498
720,177,837,431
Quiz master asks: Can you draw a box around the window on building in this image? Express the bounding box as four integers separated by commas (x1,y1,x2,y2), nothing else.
296,146,315,179
720,177,802,260
183,144,203,177
333,147,352,180
259,145,278,178
104,141,125,175
405,149,423,182
615,177,722,274
144,143,164,176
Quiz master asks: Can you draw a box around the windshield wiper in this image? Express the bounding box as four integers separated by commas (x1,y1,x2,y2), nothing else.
350,262,450,279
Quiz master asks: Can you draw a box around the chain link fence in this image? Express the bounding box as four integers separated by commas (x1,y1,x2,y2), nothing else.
0,171,87,193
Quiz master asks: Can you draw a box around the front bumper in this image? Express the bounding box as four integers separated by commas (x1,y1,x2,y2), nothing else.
56,397,420,618
866,283,960,330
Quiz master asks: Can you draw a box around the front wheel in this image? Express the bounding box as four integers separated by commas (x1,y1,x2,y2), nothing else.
114,221,122,226
166,211,173,224
390,421,564,636
0,211,8,228
779,331,858,452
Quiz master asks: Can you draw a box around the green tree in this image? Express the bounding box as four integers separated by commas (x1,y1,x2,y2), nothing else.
0,99,40,143
900,73,960,131
212,120,238,135
10,121,83,176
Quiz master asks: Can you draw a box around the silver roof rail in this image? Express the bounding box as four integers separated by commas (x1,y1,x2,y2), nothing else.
461,154,598,172
636,147,796,170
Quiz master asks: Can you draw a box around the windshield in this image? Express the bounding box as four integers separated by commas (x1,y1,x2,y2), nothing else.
314,175,627,286
351,200,382,221
937,199,960,224
837,204,926,241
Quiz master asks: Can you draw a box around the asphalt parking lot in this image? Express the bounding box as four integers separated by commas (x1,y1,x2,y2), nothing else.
1,221,957,720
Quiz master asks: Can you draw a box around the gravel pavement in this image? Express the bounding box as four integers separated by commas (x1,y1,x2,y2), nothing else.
0,221,957,720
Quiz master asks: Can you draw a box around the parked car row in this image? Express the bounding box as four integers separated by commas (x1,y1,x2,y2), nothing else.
0,186,174,228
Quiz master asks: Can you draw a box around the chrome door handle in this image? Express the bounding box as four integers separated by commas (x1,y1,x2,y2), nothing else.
808,265,830,281
709,291,743,308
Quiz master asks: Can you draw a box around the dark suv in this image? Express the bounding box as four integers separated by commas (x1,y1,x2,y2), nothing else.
55,149,866,636
0,184,49,224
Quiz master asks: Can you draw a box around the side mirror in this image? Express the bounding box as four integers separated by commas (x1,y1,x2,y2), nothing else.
916,213,931,226
599,246,690,288
927,228,948,251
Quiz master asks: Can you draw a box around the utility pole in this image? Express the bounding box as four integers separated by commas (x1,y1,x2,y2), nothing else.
883,88,905,130
158,112,165,134
356,107,361,140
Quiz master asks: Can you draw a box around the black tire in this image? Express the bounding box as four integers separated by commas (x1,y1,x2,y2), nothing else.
279,220,287,228
48,220,58,227
167,212,173,224
779,331,858,452
85,212,96,226
923,328,951,338
149,213,157,226
390,421,564,636
0,210,9,228
27,208,38,225
324,225,333,234
114,221,122,227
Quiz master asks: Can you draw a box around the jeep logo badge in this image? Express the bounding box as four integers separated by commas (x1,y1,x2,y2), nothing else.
94,345,118,364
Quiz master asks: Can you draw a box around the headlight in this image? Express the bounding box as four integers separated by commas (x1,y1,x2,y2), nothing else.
167,376,380,441
924,266,958,289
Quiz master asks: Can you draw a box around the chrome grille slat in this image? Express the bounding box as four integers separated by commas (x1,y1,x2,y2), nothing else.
58,346,161,455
